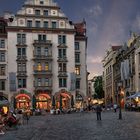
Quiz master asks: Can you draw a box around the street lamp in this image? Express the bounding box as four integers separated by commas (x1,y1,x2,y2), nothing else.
118,82,122,120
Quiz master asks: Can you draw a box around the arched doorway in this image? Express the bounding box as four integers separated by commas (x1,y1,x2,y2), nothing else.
75,93,83,109
55,90,71,109
0,94,9,114
36,93,51,110
15,94,31,109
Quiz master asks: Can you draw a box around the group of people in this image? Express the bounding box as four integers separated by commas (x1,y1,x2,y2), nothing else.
0,109,30,135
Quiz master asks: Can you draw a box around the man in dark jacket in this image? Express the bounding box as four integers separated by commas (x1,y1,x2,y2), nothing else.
96,104,102,120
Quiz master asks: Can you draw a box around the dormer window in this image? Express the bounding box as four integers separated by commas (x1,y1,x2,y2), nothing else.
40,1,44,4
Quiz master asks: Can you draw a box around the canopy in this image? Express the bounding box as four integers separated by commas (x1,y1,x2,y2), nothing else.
127,92,140,99
0,100,9,107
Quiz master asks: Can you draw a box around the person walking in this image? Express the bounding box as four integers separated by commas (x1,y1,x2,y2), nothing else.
113,104,118,113
96,104,102,121
0,114,5,135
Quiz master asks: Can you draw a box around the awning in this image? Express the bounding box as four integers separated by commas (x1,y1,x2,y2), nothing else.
0,100,9,106
127,92,140,99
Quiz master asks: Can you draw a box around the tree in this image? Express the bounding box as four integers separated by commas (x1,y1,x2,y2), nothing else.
93,76,104,99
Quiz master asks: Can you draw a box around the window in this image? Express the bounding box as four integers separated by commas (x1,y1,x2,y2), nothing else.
76,79,80,89
18,78,26,88
0,65,5,75
75,53,80,63
37,62,42,71
17,63,26,72
43,10,48,16
45,63,49,71
40,1,44,4
17,48,26,56
35,21,41,28
44,47,48,56
27,20,32,27
36,47,41,55
37,78,41,86
52,21,57,28
0,80,5,90
17,63,22,72
38,34,46,41
59,78,67,87
75,42,79,50
58,63,66,72
35,10,40,15
75,66,80,75
43,21,48,28
0,40,5,48
45,78,49,86
58,35,66,44
17,34,26,44
0,52,5,62
58,49,66,58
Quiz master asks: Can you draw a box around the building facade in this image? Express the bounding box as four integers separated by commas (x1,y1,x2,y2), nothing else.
102,46,121,107
2,0,87,110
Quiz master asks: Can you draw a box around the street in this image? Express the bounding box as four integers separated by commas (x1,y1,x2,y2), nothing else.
0,111,140,140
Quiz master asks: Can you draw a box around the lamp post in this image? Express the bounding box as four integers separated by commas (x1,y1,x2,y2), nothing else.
118,82,122,120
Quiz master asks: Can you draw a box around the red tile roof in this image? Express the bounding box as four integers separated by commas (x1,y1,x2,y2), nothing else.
112,46,122,51
74,21,86,36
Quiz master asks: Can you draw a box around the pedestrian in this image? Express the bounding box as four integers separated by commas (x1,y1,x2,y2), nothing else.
0,114,5,135
96,104,102,120
113,104,117,113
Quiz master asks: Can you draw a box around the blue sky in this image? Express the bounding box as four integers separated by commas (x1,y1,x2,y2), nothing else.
0,0,140,78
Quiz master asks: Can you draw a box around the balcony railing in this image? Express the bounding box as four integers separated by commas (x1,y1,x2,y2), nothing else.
34,70,52,75
57,57,68,62
17,55,27,61
58,71,67,77
33,55,52,60
33,40,52,45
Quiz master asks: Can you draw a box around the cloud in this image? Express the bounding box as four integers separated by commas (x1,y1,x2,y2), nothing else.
87,55,103,64
85,4,102,17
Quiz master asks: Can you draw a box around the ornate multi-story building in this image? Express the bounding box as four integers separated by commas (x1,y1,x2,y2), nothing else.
1,0,87,110
102,46,121,107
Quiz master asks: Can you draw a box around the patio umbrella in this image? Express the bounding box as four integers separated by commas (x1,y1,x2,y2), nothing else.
71,95,74,108
52,96,55,108
59,95,62,111
32,95,36,109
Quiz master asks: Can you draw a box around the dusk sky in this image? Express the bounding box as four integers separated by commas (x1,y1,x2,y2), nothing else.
0,0,140,79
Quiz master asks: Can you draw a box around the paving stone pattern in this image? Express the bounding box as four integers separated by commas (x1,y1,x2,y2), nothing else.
0,111,140,140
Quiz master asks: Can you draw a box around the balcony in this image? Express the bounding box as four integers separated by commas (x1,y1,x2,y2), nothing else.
57,57,68,62
34,83,52,91
33,40,52,45
58,71,67,77
16,55,27,61
34,70,52,76
17,71,27,77
16,43,27,47
57,44,68,48
33,55,52,61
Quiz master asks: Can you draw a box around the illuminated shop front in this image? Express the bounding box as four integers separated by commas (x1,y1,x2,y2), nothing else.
55,91,71,109
75,92,83,109
15,94,31,109
0,95,9,114
36,93,51,110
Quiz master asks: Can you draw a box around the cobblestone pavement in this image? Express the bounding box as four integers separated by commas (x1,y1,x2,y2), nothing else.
0,111,140,140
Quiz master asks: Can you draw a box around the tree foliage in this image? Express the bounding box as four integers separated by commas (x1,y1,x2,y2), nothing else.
93,76,104,99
